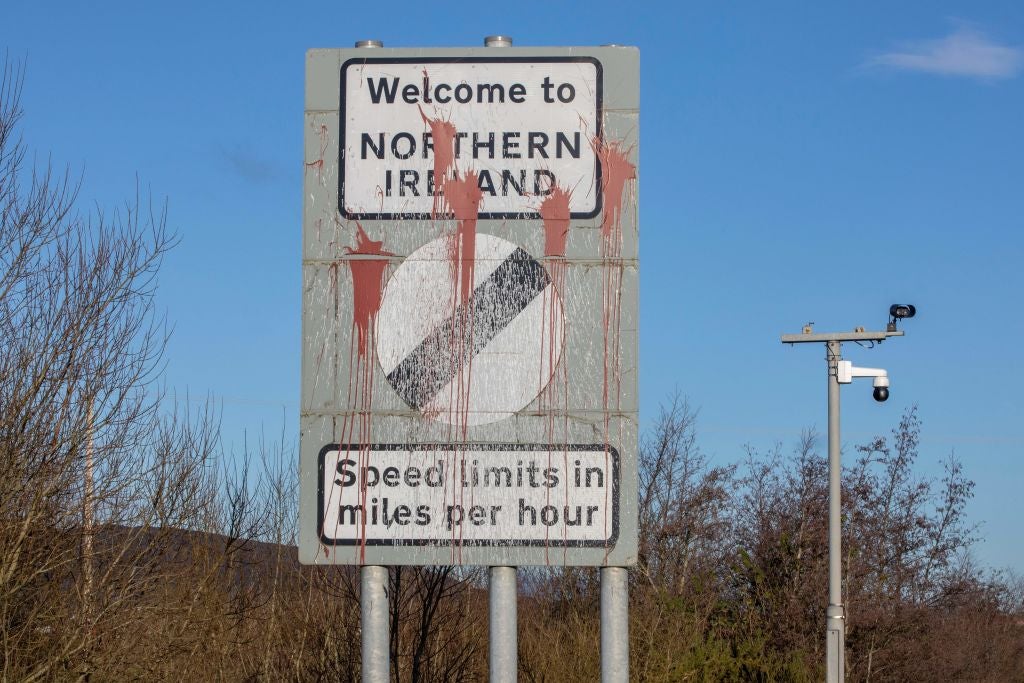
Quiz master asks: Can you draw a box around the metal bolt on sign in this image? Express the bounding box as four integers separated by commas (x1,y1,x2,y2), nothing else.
484,35,514,47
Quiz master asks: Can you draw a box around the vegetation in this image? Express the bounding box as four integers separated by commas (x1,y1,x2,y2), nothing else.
2,60,1022,681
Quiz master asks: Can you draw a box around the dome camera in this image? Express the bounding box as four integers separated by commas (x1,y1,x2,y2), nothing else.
838,361,892,402
872,375,889,403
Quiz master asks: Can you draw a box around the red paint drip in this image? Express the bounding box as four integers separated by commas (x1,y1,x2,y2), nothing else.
344,222,394,356
537,183,575,564
341,223,394,563
592,135,635,564
441,172,482,306
419,105,457,217
539,185,572,259
592,136,637,251
438,170,483,563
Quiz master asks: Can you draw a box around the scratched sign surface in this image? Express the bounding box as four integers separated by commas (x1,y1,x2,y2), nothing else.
300,46,638,566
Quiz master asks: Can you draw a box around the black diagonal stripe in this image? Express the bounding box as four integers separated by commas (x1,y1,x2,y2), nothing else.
386,247,551,410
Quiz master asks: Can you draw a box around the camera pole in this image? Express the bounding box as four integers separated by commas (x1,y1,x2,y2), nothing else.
825,339,844,682
781,325,907,683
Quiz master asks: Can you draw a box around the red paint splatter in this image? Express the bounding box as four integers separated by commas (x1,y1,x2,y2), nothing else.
339,222,393,563
591,135,636,564
539,185,572,260
438,170,484,562
536,184,576,563
419,105,457,217
592,136,637,251
441,172,482,307
344,222,394,356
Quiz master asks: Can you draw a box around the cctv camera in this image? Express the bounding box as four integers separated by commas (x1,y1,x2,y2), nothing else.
872,375,889,403
837,361,892,402
887,304,917,331
889,304,916,320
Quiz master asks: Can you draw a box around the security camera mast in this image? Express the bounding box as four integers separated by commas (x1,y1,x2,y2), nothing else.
780,305,916,683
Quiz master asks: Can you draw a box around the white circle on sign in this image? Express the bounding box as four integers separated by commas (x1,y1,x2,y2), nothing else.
375,233,564,426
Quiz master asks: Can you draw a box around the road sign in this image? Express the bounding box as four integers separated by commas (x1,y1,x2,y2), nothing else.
300,45,638,566
340,57,601,220
318,444,619,547
376,233,564,426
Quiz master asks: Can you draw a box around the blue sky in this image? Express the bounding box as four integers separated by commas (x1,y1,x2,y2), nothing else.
3,2,1022,570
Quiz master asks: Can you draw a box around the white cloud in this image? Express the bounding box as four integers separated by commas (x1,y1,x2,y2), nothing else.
868,27,1023,80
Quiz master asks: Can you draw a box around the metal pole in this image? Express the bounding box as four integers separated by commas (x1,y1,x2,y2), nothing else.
784,323,911,680
600,566,629,683
826,341,845,683
489,566,518,682
361,565,390,683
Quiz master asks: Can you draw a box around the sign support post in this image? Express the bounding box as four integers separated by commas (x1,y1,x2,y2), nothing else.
601,566,629,683
361,565,390,683
489,566,518,682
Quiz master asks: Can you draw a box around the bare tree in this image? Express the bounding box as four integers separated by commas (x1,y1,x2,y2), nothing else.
0,58,251,681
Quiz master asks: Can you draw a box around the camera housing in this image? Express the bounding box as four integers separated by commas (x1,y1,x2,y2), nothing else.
887,304,917,332
872,375,890,402
837,361,890,402
889,304,916,320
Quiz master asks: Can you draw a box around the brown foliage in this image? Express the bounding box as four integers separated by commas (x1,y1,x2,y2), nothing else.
519,397,1024,682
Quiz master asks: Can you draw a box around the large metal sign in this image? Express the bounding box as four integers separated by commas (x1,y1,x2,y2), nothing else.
300,45,638,566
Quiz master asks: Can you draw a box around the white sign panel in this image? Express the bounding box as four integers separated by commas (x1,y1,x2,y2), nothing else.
319,444,619,547
375,233,564,426
341,57,602,219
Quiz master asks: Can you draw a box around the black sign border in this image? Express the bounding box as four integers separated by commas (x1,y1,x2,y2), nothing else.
339,56,604,221
317,442,620,548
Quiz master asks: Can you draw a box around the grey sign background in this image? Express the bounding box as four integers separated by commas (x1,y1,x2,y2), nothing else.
299,45,638,566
